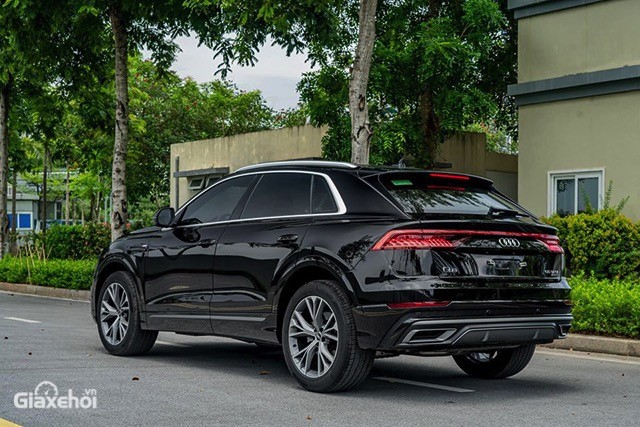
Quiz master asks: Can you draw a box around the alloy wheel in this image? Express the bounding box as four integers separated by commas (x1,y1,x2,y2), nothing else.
100,282,130,346
288,295,339,378
466,351,498,363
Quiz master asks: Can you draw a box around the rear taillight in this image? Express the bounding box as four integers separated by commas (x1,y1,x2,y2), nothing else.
371,231,454,250
540,236,564,254
388,301,451,309
372,229,565,253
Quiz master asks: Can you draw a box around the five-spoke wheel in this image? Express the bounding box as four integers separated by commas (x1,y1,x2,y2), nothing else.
282,280,374,393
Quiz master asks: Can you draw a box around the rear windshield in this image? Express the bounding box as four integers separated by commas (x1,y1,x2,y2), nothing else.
377,173,528,216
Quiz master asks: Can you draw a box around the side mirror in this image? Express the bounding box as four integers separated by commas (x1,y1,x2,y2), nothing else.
154,207,175,228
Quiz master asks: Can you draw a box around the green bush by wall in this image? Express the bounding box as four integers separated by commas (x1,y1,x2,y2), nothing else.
569,275,640,338
0,257,95,290
23,223,111,260
543,209,640,279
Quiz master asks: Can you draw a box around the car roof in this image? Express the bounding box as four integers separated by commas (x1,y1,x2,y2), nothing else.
233,160,492,184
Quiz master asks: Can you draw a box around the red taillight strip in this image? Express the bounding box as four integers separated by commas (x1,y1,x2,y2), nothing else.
429,173,470,181
372,229,564,253
388,301,452,309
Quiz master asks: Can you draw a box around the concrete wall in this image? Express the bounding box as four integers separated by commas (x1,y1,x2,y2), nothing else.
514,0,640,219
437,133,519,200
518,91,640,218
171,125,326,207
518,0,640,82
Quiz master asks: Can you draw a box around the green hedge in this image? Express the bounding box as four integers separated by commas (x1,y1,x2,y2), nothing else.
543,209,640,279
0,257,95,290
569,275,640,338
17,223,111,261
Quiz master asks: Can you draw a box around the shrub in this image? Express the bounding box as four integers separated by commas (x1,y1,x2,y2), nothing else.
0,257,95,290
21,223,111,260
569,274,640,338
543,209,640,279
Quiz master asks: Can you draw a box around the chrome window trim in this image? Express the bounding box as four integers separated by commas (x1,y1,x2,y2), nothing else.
235,160,357,173
174,170,347,229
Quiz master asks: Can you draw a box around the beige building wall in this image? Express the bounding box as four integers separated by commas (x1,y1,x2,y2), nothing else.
437,133,519,200
170,125,326,207
518,91,640,218
518,0,640,82
512,0,640,219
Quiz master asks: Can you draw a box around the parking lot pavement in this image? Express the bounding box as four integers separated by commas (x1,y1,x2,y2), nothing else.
1,291,639,427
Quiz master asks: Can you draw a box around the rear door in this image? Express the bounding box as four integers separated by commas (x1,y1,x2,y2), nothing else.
210,172,319,340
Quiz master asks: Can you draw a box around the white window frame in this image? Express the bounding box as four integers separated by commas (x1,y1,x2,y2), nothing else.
547,168,605,216
8,211,34,230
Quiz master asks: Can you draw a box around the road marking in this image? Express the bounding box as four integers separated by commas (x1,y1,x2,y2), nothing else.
4,317,41,324
156,340,189,348
0,417,22,427
373,377,475,393
538,348,640,366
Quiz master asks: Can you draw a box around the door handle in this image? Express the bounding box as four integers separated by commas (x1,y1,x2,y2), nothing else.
128,244,148,254
198,238,216,248
277,234,299,244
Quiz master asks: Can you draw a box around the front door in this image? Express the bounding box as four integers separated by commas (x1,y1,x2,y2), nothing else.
144,174,256,333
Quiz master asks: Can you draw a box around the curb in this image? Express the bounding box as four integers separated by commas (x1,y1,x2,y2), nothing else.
543,334,640,358
0,282,90,301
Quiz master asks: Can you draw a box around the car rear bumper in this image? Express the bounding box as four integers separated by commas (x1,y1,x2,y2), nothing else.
353,303,572,354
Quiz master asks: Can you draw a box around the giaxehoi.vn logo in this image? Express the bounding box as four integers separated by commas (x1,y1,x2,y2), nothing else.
14,381,97,409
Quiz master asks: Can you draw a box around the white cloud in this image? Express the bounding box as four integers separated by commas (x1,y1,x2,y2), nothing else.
171,36,314,110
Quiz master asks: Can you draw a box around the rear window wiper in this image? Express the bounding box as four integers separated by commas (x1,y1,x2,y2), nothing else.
487,206,529,218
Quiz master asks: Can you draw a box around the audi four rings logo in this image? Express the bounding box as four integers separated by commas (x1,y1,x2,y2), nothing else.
498,238,521,248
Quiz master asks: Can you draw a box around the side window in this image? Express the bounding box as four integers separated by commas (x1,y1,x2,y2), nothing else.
312,176,338,214
241,173,312,219
179,175,254,224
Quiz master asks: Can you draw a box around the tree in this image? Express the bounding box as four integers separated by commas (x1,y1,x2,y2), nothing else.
126,56,278,211
349,0,377,164
301,0,516,165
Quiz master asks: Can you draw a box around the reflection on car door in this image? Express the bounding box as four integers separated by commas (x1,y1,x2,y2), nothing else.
211,172,316,341
144,175,256,333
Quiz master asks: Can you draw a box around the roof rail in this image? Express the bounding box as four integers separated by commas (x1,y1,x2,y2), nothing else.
235,160,358,173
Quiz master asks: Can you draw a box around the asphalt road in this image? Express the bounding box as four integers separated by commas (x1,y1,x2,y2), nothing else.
1,291,639,427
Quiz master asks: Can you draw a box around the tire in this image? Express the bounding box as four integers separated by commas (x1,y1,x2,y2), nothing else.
453,345,536,379
282,280,374,393
97,271,158,356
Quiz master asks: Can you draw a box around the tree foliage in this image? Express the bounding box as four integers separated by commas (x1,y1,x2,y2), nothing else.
300,0,517,165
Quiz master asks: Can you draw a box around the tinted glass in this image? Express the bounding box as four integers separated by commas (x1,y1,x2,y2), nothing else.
180,175,254,224
241,173,312,219
556,178,575,217
312,176,338,214
578,177,599,213
380,174,527,216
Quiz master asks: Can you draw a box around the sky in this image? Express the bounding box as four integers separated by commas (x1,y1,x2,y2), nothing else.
171,36,314,111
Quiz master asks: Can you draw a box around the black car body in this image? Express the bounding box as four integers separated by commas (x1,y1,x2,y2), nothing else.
91,160,571,392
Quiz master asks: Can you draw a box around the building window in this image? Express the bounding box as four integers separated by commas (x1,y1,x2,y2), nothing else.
8,212,33,230
549,170,603,216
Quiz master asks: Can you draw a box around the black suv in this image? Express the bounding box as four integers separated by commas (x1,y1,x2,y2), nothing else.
91,160,571,392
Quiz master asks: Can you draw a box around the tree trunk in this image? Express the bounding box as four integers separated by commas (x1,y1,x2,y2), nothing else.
349,0,378,165
419,89,440,165
10,169,17,254
65,163,70,225
41,145,48,236
0,79,11,257
110,5,129,240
